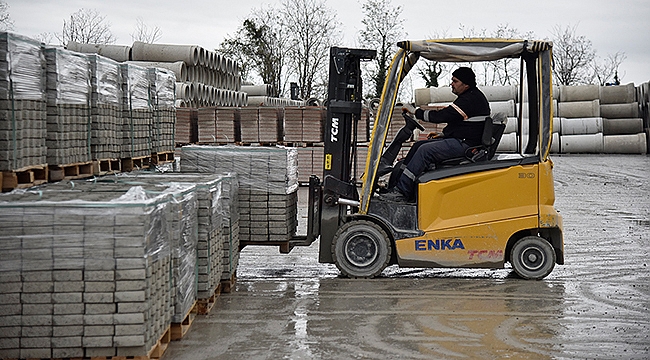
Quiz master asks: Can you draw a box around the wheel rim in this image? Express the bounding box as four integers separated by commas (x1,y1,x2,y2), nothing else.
344,233,379,267
519,245,545,271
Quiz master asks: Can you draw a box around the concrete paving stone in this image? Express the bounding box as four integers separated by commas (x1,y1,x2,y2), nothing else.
54,303,85,315
114,334,145,347
52,347,85,358
52,292,83,304
82,335,113,348
84,346,116,357
20,347,51,359
1,326,21,338
20,336,51,348
85,281,116,293
84,270,114,281
21,325,52,338
84,314,114,326
116,345,149,357
52,269,83,282
83,292,114,303
114,313,145,325
84,325,115,337
0,315,20,327
21,281,54,293
51,335,82,348
85,303,116,315
23,303,53,315
116,258,146,269
21,270,52,282
0,337,19,349
52,246,84,261
114,290,146,303
0,349,20,358
0,304,21,316
115,280,146,292
53,325,84,337
116,269,147,281
84,258,116,271
117,302,147,313
0,293,19,304
53,314,84,326
54,281,84,293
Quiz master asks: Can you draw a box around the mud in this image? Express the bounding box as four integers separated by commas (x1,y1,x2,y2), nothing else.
164,155,650,359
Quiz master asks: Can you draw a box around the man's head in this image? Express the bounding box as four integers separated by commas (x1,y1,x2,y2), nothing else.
450,67,476,95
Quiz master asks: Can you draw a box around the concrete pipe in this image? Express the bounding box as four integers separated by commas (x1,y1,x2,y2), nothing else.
235,76,241,91
131,41,200,66
226,58,233,75
557,100,600,118
247,96,269,106
414,88,431,106
429,86,456,103
603,118,644,135
175,82,191,101
497,132,518,152
603,133,647,154
208,51,216,70
67,41,132,62
490,100,515,117
505,117,518,133
551,132,560,153
599,83,636,104
127,61,187,82
197,47,207,67
559,84,599,102
517,116,561,135
560,133,604,153
241,84,271,96
306,98,322,106
520,100,558,118
219,55,227,74
600,102,639,119
560,117,603,135
241,92,248,106
479,85,517,102
175,99,187,108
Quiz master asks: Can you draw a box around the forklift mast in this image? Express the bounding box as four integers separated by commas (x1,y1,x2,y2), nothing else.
318,47,375,263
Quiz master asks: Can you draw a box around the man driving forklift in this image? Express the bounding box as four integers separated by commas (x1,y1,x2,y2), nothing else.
380,67,491,203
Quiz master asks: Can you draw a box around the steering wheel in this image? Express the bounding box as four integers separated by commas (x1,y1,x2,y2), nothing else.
402,111,426,131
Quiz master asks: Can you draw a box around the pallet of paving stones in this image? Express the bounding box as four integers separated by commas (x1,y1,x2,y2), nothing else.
92,158,122,176
48,160,94,182
151,151,175,165
170,302,197,341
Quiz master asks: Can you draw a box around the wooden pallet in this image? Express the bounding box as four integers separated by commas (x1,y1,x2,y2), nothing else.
93,158,121,176
1,164,48,192
49,161,94,182
121,156,151,172
171,302,197,341
220,272,237,294
196,283,222,315
151,151,175,165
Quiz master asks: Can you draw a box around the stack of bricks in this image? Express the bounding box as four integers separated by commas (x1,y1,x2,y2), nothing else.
180,145,298,245
0,32,47,171
44,47,93,166
296,146,324,183
175,108,196,144
238,107,259,143
197,106,241,144
148,67,176,155
120,63,152,159
283,106,325,143
88,54,122,161
217,173,240,282
0,184,177,359
239,107,282,144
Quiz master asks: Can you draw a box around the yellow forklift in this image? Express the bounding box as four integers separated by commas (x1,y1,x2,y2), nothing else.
295,39,564,280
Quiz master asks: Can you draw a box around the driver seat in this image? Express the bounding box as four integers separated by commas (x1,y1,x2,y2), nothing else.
439,112,507,167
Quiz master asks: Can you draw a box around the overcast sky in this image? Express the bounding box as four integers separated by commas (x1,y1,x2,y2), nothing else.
7,0,650,86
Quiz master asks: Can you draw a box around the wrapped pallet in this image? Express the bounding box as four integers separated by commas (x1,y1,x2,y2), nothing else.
120,63,152,159
0,32,47,172
87,54,122,161
148,67,176,156
44,47,92,166
0,184,177,359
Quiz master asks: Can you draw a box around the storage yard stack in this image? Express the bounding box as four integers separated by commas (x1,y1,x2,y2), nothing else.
148,67,177,161
180,145,297,249
0,184,177,359
87,54,122,164
0,32,48,184
196,107,238,144
119,63,152,162
44,47,92,167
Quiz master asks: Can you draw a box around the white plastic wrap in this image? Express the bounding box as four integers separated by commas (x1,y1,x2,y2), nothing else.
120,63,150,110
180,145,299,195
149,67,176,109
88,54,121,106
0,32,46,101
44,47,91,105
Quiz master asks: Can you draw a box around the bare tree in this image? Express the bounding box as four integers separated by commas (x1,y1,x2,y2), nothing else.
0,1,13,31
550,24,595,85
281,0,341,99
34,32,55,44
131,17,162,43
591,51,626,85
359,0,406,99
56,8,116,45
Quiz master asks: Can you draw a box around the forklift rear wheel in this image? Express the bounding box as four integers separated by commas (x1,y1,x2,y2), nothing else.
510,236,556,280
332,220,392,279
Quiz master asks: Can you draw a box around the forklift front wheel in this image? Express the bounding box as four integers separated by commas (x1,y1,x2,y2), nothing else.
510,236,556,280
332,220,392,279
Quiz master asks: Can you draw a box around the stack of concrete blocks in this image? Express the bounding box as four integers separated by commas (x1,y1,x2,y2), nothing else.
196,107,238,144
239,107,284,144
87,54,122,161
120,63,152,159
175,107,196,144
148,67,176,155
0,184,176,359
242,84,303,108
283,106,325,144
180,145,297,245
44,47,93,166
0,32,47,171
216,173,239,283
296,146,324,183
636,82,650,152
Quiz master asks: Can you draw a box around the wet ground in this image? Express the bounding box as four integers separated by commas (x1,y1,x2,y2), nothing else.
164,155,650,359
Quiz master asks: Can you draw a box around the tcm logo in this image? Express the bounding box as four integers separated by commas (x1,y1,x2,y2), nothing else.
330,117,339,142
415,238,465,251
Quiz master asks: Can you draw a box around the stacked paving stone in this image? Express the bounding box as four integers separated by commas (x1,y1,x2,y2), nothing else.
283,106,325,143
180,145,296,246
196,107,238,144
149,67,176,155
0,184,177,359
44,47,93,165
120,63,152,159
88,54,122,161
296,146,324,183
0,33,48,171
239,107,282,144
175,107,196,144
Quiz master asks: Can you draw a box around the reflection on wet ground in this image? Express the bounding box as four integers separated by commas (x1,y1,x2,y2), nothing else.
164,155,650,359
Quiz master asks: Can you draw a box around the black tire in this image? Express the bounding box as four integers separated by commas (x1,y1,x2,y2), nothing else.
510,236,556,280
332,220,392,279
